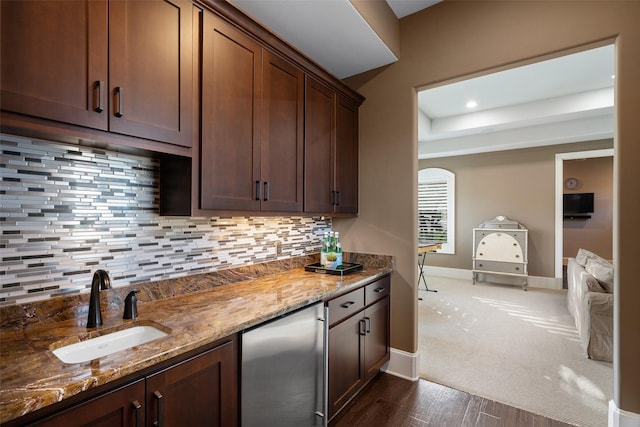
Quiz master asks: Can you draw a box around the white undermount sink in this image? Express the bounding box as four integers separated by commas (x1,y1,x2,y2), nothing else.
52,325,168,364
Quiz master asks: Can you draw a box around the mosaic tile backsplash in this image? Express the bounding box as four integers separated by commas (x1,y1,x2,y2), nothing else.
0,134,330,305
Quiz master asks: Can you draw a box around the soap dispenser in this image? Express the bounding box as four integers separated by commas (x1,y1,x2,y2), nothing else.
123,290,139,320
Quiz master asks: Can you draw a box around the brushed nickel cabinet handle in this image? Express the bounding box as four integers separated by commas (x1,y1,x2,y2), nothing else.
132,400,142,427
340,301,355,309
359,319,367,336
115,86,124,117
153,390,163,427
94,81,104,113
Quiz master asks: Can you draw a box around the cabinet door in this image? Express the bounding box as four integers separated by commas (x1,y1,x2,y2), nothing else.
109,0,193,147
0,0,108,130
201,11,261,211
328,312,365,419
363,296,390,381
28,380,145,427
334,94,359,214
260,51,304,212
304,77,335,213
146,340,237,427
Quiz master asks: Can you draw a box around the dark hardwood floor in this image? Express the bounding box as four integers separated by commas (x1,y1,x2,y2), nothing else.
330,374,574,427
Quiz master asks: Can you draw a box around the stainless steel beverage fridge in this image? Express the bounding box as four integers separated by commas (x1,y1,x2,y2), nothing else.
241,302,327,426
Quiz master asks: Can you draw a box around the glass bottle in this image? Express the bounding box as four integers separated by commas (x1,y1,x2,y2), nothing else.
321,231,329,267
326,231,338,269
335,231,343,267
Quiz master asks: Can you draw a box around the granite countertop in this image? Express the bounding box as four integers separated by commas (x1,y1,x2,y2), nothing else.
0,253,393,424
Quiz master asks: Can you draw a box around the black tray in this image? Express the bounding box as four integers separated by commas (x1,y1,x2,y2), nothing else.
304,262,363,276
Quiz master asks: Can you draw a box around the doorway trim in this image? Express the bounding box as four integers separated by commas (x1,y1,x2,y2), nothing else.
554,148,614,279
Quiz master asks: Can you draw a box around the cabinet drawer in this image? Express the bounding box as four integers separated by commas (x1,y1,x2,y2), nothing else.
474,260,527,275
327,288,364,326
365,276,390,306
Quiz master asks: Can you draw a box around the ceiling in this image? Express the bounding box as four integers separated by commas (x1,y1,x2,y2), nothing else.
227,0,615,159
418,45,615,158
229,0,439,79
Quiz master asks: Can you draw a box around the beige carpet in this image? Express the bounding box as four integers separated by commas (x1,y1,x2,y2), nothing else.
418,277,613,427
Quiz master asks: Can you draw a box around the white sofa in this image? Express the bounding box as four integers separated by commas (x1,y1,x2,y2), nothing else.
566,249,613,362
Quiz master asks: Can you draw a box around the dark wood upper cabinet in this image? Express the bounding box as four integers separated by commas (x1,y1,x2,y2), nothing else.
304,77,336,214
2,0,362,215
200,11,262,211
109,0,193,147
305,77,360,215
0,0,109,131
1,0,193,148
334,95,359,214
260,51,304,212
200,10,303,212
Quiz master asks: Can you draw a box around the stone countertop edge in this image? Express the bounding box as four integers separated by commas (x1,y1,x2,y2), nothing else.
0,253,393,424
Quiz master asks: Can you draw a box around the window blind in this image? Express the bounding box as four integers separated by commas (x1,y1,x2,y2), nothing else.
418,181,448,243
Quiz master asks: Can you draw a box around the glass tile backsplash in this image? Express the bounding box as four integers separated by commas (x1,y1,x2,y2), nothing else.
1,134,330,305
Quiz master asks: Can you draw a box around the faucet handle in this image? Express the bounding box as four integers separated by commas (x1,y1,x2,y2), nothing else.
123,290,139,320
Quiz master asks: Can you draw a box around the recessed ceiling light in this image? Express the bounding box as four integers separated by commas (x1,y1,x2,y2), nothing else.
466,100,478,109
611,74,615,79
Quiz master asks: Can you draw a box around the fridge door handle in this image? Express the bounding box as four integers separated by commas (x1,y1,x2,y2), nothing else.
321,306,329,426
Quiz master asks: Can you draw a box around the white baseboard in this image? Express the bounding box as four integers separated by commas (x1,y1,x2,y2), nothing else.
609,400,640,427
382,348,418,381
423,266,562,290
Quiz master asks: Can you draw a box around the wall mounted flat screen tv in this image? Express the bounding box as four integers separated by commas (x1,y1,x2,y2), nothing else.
563,193,594,214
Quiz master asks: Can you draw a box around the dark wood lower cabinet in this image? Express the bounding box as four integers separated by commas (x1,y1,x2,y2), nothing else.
146,340,237,426
24,337,237,427
327,276,391,420
328,308,366,417
28,379,145,427
363,296,390,380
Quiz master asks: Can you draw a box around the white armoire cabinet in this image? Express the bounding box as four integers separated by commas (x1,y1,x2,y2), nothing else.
472,216,528,290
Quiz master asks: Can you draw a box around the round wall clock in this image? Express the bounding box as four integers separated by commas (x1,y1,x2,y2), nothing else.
565,177,579,189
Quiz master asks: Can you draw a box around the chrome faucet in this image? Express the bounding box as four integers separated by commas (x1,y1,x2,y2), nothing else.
87,269,111,328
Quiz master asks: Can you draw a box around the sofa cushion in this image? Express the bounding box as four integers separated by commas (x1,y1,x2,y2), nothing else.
576,248,603,267
585,257,614,293
584,275,609,293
